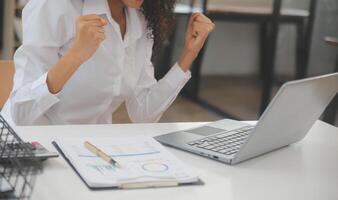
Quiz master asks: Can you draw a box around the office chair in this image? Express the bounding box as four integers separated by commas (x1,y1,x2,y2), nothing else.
0,61,15,109
0,0,4,50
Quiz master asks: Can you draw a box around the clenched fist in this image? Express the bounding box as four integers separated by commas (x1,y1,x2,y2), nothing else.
47,15,107,94
71,14,108,62
179,13,215,72
185,13,215,54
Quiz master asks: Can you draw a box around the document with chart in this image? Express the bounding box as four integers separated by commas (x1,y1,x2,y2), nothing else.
53,137,201,189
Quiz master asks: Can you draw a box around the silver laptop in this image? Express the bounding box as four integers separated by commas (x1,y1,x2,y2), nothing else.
155,73,338,165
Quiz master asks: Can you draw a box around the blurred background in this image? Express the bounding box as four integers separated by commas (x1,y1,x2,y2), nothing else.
0,0,337,126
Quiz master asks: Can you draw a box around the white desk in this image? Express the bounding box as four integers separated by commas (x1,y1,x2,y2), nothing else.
15,121,338,200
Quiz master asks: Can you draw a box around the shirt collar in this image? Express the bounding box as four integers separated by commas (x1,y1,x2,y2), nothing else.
125,8,143,46
83,0,143,46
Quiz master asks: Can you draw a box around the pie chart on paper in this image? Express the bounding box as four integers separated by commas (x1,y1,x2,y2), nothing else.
142,163,169,173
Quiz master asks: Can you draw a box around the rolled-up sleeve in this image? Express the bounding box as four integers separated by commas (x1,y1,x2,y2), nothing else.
126,50,191,123
9,0,74,125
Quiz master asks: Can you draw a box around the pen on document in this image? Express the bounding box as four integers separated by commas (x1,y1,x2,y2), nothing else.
84,141,122,168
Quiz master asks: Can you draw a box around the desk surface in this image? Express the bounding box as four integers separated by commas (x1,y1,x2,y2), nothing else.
15,121,338,200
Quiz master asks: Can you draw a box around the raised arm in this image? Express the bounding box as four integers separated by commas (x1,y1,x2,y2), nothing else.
126,13,215,123
10,0,106,125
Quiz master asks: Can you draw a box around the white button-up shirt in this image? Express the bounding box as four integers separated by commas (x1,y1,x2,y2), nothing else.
1,0,191,126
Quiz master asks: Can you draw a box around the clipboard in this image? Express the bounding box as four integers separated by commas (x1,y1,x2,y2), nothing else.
52,141,204,190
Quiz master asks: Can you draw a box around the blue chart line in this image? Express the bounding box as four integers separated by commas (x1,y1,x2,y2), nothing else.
79,151,160,158
74,141,161,158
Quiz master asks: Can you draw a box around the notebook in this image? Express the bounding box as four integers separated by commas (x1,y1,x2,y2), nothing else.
53,136,202,189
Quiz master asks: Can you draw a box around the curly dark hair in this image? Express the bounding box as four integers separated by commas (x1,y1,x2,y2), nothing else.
141,0,177,56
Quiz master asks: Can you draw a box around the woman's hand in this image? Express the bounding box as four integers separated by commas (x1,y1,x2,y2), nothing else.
178,13,215,72
70,15,108,63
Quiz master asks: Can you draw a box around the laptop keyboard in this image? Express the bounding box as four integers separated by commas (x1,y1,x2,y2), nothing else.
187,126,254,156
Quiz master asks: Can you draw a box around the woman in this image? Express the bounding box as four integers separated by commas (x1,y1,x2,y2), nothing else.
2,0,215,126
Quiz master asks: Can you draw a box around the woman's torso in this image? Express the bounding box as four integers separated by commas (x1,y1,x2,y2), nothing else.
2,0,153,125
